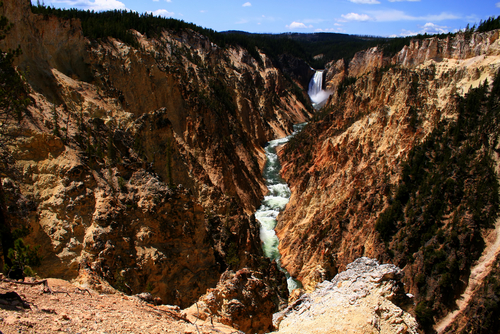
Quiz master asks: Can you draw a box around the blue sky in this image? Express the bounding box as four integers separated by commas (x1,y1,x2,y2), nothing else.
33,0,500,37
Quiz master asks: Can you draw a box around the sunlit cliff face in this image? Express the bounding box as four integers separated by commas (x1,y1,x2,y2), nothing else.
276,29,500,330
0,0,310,317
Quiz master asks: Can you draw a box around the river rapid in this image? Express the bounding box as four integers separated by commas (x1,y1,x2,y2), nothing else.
255,123,306,291
256,70,329,291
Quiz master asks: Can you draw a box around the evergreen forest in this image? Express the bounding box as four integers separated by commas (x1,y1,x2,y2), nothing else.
30,3,500,69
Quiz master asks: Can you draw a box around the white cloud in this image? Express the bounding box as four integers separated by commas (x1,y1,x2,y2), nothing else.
242,2,251,7
315,27,346,33
153,0,159,2
286,21,313,29
388,0,420,2
349,0,380,4
47,0,126,11
368,10,459,22
303,18,326,24
399,22,450,36
369,10,413,21
165,0,172,2
496,2,500,8
149,9,174,17
341,13,371,21
420,22,450,34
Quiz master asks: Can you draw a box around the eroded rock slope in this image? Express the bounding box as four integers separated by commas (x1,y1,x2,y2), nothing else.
277,30,500,330
0,0,309,329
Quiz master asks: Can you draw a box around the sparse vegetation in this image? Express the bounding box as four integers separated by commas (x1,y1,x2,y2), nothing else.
3,226,42,279
337,76,357,96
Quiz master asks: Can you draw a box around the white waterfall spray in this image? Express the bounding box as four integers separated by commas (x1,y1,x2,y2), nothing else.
308,70,331,108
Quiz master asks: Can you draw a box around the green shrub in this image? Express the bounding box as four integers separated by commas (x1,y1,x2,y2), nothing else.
415,301,435,329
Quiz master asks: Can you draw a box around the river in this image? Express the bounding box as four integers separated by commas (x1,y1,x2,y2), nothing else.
255,123,306,292
256,70,329,292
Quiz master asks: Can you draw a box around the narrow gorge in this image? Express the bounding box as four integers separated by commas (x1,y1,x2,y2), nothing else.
256,122,306,292
1,0,500,333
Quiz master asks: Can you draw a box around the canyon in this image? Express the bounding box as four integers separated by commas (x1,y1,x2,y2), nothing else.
0,0,309,331
277,29,500,332
0,0,500,333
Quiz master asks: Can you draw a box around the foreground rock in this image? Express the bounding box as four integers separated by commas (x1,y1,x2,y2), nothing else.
272,258,418,334
0,278,242,334
185,266,287,334
0,259,416,334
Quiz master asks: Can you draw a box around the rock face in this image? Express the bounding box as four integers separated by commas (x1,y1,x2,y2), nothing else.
278,29,500,288
186,265,288,334
327,30,500,82
276,30,500,330
272,258,418,334
0,0,311,326
0,0,91,102
4,131,220,308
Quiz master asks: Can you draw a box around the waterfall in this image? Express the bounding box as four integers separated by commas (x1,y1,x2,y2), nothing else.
308,70,331,109
256,123,306,292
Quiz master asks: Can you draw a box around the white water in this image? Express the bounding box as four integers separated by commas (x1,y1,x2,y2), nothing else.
256,124,306,292
308,70,331,108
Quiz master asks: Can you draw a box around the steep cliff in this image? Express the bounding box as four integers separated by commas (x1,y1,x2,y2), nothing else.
0,0,311,329
277,30,500,330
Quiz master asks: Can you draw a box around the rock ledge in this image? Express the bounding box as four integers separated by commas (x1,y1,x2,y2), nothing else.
273,257,419,334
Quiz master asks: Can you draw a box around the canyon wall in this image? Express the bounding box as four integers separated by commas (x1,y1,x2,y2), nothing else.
4,0,500,331
277,30,500,331
0,0,309,329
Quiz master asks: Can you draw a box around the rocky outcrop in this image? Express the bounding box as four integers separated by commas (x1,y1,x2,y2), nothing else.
186,265,288,334
325,30,500,94
394,31,500,67
272,258,418,334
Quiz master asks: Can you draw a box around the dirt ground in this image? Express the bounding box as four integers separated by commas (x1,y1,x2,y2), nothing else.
0,278,240,334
